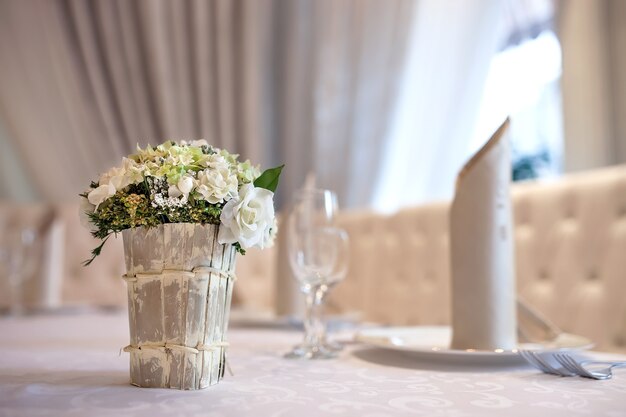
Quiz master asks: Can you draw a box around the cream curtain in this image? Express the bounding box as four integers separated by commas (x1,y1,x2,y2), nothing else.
0,0,414,208
372,0,505,210
558,0,626,172
312,1,414,207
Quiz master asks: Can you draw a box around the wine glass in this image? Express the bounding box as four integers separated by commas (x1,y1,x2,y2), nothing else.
0,226,37,316
285,189,350,359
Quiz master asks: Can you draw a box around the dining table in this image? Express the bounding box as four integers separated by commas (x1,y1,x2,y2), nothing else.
0,311,625,417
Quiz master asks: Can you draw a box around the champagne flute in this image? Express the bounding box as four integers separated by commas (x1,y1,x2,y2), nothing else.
285,189,350,359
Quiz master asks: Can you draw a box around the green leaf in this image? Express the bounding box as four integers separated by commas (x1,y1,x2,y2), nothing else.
253,164,284,193
233,242,246,256
82,235,111,266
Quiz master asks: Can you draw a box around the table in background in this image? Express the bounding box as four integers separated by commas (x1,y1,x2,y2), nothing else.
1,313,625,417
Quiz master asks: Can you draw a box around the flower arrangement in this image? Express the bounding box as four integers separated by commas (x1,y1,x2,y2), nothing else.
80,140,283,265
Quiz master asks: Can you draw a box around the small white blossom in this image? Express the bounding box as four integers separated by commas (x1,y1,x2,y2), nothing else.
167,184,182,198
181,139,209,147
152,192,188,209
168,175,194,198
178,176,194,194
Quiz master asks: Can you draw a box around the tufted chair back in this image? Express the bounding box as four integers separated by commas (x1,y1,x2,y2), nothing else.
330,165,626,353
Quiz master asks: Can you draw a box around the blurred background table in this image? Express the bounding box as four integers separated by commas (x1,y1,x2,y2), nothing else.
1,312,625,417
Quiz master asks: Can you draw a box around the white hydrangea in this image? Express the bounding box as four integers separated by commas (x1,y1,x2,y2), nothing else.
167,147,194,166
195,154,238,204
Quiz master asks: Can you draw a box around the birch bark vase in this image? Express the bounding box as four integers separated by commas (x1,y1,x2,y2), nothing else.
121,223,237,390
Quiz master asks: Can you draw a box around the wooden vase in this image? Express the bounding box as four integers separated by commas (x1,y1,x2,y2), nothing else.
121,223,236,390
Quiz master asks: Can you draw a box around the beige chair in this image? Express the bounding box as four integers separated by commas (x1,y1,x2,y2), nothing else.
54,203,127,307
232,246,277,314
329,164,626,353
0,203,60,310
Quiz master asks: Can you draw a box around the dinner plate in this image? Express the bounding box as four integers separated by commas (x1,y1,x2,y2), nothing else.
355,326,594,365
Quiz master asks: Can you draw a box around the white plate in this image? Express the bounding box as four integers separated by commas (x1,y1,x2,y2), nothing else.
355,326,594,365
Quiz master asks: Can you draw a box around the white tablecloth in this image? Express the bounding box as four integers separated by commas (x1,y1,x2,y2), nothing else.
1,312,625,417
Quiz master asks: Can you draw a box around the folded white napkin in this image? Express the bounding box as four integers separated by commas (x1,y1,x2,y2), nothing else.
516,298,562,344
450,119,517,351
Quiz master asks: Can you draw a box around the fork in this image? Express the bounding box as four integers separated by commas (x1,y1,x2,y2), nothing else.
519,350,577,377
553,353,626,380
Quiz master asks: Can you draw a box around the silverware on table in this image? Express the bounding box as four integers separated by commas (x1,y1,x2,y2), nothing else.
553,353,626,380
519,350,577,377
520,350,626,380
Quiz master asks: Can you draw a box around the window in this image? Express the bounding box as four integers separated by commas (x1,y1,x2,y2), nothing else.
471,30,563,181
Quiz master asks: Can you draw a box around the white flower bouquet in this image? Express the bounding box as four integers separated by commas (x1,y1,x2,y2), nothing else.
80,139,283,265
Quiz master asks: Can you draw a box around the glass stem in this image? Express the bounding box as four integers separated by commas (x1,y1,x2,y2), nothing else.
303,284,324,347
8,271,23,316
314,285,328,344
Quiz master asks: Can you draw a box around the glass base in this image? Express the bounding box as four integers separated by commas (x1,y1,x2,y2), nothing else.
284,343,340,359
324,340,344,352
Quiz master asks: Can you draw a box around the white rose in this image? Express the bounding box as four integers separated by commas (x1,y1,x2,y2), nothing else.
263,217,278,248
87,183,116,209
218,184,276,250
196,155,238,204
79,196,97,231
199,153,224,169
